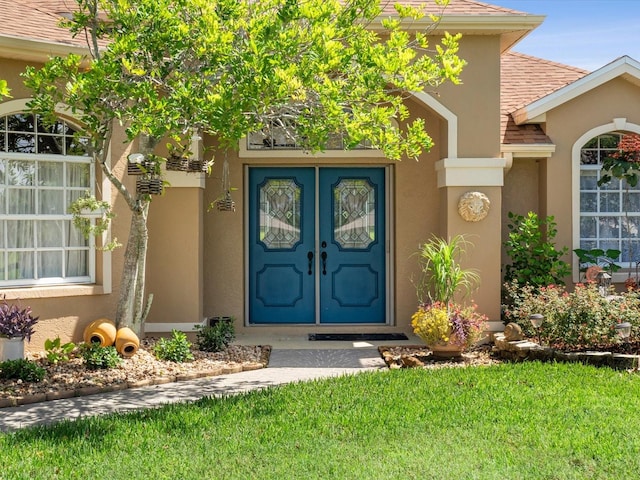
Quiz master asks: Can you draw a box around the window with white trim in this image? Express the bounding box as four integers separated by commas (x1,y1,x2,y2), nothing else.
246,118,378,151
0,112,93,287
580,132,640,265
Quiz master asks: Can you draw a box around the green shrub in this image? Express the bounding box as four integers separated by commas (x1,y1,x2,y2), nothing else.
0,358,45,382
44,337,76,364
154,330,194,363
196,318,235,352
502,281,640,347
573,248,622,278
81,343,122,370
503,211,571,288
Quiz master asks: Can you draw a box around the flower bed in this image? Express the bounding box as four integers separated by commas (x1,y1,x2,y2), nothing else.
0,339,270,408
494,333,640,370
379,344,500,369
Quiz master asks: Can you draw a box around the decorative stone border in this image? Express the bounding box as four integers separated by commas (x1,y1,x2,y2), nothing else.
494,333,639,370
0,347,271,409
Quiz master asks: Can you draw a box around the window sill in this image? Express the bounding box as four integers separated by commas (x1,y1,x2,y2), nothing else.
0,284,108,300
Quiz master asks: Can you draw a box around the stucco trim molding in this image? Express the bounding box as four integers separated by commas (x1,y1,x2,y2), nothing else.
501,143,556,158
435,157,508,188
0,36,88,63
514,56,640,125
145,320,207,333
411,90,458,160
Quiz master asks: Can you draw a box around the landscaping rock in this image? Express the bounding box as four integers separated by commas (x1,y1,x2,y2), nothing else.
503,322,524,341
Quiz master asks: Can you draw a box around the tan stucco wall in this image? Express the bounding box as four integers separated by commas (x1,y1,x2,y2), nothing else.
2,28,506,347
0,56,134,351
501,158,541,272
201,31,505,331
542,78,640,280
437,35,502,158
146,187,204,326
440,186,503,321
1,58,41,98
202,104,447,332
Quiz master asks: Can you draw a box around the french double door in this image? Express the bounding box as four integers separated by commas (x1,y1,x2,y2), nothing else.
248,167,387,324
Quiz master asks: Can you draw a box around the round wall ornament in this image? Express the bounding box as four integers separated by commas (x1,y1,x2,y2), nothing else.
457,191,490,222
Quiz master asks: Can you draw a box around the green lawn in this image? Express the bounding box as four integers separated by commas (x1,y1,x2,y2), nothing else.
1,362,639,479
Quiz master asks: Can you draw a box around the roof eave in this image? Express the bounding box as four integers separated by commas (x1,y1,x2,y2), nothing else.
501,143,556,158
372,14,545,52
513,56,640,125
0,35,88,63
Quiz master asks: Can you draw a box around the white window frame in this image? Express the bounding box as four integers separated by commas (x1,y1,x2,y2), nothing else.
0,151,95,287
0,99,112,295
572,118,640,283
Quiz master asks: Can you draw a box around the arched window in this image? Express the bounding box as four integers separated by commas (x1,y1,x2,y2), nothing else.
0,112,93,287
579,132,640,265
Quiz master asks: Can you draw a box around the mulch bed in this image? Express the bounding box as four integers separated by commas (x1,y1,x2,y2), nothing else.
0,341,271,408
378,344,502,369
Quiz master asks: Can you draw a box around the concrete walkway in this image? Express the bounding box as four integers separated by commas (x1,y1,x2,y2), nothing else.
0,346,390,433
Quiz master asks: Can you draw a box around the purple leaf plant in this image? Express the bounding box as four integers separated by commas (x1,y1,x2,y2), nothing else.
0,298,39,342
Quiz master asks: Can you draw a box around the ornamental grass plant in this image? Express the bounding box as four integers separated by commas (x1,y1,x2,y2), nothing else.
414,234,479,305
412,235,485,351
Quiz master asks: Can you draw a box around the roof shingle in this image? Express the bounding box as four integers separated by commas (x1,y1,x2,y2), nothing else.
501,51,588,144
0,0,535,48
381,0,530,15
0,0,83,47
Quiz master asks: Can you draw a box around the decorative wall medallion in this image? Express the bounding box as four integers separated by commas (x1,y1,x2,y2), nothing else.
458,191,490,222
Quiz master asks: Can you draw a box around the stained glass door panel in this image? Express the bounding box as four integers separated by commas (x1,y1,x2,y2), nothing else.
318,168,385,323
249,168,315,324
248,167,386,324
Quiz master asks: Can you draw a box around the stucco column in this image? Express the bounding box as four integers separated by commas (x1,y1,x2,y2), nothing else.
144,148,207,333
435,157,507,331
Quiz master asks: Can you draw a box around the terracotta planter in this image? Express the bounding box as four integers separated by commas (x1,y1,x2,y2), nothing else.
429,341,464,359
0,337,25,361
83,318,117,346
115,327,140,358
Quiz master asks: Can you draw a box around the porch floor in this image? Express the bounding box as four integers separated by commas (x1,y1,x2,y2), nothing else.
233,331,423,350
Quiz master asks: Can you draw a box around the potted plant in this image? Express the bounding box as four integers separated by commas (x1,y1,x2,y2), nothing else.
68,191,120,251
0,298,39,360
411,235,487,358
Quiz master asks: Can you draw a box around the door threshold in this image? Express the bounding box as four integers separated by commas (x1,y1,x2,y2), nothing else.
308,333,408,341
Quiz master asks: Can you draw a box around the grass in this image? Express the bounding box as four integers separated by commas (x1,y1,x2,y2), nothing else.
1,362,640,479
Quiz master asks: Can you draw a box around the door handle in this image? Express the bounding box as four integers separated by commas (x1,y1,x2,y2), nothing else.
307,251,314,275
321,251,327,275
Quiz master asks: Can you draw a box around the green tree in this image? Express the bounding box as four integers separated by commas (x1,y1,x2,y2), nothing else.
24,0,465,335
0,79,10,98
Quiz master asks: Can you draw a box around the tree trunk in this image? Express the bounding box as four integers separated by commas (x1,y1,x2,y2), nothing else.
115,202,150,335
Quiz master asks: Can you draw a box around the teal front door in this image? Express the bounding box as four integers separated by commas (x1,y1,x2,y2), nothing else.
248,167,386,324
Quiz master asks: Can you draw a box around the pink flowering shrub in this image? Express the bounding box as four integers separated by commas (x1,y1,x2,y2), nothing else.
503,281,640,348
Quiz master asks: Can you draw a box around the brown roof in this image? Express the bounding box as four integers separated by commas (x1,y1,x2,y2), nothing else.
381,0,530,15
3,0,572,148
501,51,588,144
0,0,84,47
0,0,534,47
